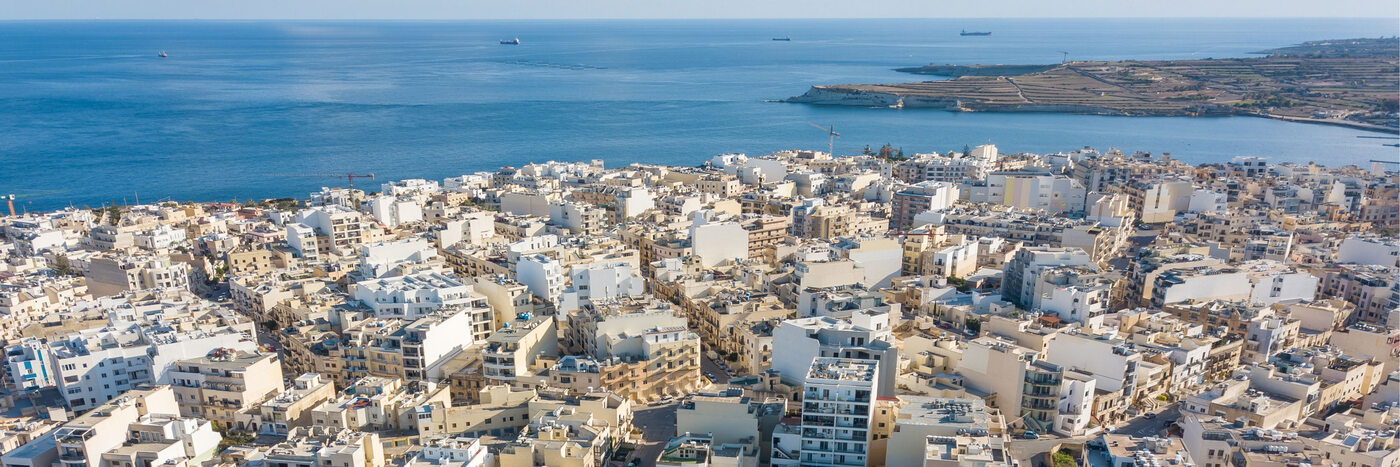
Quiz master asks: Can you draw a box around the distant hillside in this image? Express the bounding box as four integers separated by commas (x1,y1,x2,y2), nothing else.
787,38,1400,133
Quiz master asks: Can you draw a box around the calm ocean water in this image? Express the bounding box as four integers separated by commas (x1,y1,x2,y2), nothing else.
1,19,1397,211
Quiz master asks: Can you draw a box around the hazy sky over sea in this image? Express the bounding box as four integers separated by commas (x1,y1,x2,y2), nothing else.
6,0,1397,20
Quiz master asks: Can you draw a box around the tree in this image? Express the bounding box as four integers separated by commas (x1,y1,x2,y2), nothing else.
51,255,74,276
963,144,972,157
1053,450,1077,467
105,204,122,225
964,318,981,334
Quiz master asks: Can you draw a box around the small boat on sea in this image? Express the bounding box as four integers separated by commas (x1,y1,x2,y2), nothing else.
960,30,991,36
772,36,791,41
157,51,168,58
499,38,520,45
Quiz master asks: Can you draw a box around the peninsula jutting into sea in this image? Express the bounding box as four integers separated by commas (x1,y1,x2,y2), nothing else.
787,38,1400,132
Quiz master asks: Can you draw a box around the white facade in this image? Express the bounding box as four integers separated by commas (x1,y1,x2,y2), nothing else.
366,195,424,227
1186,189,1227,214
559,261,646,313
617,187,656,218
353,271,479,320
771,311,897,397
357,238,438,279
5,338,55,390
409,436,489,467
1335,236,1400,266
1044,331,1141,394
516,254,565,305
833,237,903,288
966,172,1086,214
381,178,441,197
797,358,879,466
1156,262,1318,306
1042,283,1109,327
35,326,255,412
1139,180,1194,223
931,238,980,279
134,224,188,250
690,212,749,268
436,212,494,249
499,191,553,217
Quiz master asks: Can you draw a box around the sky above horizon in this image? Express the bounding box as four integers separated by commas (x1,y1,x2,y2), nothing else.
6,0,1398,20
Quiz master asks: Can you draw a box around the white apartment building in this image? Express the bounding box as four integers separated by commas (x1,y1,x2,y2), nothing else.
1137,179,1195,223
483,315,558,386
516,253,566,306
365,195,424,228
965,171,1086,214
559,261,646,313
1001,247,1093,309
1152,260,1318,307
291,205,369,256
381,178,442,197
407,436,490,467
35,324,256,412
772,310,898,397
353,271,486,321
1045,330,1143,397
796,357,880,466
133,224,188,250
885,397,1010,467
436,212,495,249
690,212,749,268
832,236,903,289
356,238,439,279
6,338,56,390
3,387,222,467
1335,236,1400,266
84,254,190,297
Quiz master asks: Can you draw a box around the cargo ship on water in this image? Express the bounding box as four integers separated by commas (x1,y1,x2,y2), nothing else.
499,38,520,45
960,30,991,36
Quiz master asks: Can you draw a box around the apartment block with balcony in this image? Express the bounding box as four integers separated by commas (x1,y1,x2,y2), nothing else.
797,357,879,467
254,373,336,436
483,314,558,387
168,349,284,430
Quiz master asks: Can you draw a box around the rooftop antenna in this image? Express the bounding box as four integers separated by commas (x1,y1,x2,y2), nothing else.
807,122,840,157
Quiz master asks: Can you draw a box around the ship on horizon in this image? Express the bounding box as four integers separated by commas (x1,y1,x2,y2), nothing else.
157,50,168,58
960,30,992,36
772,35,791,41
499,37,520,45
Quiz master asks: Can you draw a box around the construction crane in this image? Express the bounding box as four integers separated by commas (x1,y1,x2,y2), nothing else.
807,122,840,157
271,173,376,190
5,190,69,217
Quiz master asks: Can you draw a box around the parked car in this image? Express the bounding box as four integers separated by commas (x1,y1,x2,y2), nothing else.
1023,431,1039,439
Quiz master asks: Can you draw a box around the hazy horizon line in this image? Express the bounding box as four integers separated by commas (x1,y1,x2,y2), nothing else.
3,16,1396,21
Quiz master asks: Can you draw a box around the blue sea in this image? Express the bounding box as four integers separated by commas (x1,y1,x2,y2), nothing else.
1,18,1397,211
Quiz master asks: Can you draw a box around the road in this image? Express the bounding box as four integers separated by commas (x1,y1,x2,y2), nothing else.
1112,403,1180,437
701,355,731,384
1108,226,1161,272
625,402,678,466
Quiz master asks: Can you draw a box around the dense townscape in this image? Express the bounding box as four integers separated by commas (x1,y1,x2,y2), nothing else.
0,146,1396,467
